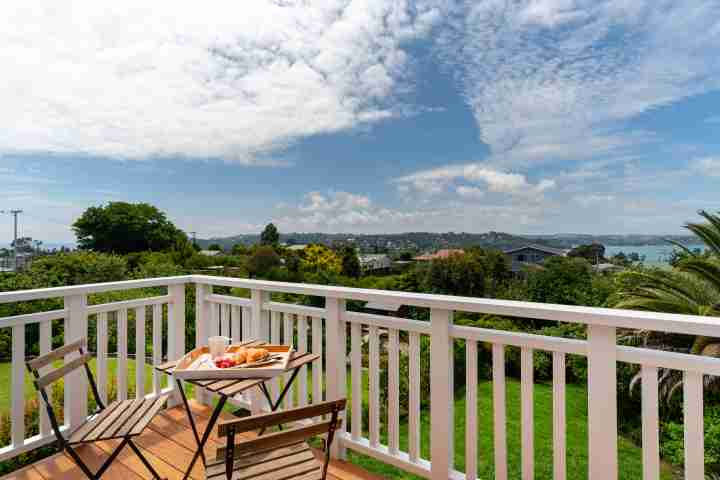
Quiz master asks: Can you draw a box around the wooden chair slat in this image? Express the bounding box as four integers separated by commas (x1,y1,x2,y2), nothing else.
78,399,142,443
114,396,167,438
218,399,346,437
68,401,125,443
155,360,179,373
221,420,339,459
102,399,150,439
128,395,168,436
27,338,86,370
207,445,315,479
36,352,92,389
211,443,309,470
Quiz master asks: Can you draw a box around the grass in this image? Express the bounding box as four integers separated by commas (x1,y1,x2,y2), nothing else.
0,362,672,479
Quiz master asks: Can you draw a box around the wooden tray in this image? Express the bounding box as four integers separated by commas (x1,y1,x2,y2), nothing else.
173,343,293,380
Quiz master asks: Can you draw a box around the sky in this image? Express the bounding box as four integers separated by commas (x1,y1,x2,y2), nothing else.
1,1,720,243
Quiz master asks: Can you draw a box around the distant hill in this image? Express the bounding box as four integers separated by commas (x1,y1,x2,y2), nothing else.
198,231,698,253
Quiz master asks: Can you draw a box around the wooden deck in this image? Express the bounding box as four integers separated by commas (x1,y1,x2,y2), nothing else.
1,401,381,480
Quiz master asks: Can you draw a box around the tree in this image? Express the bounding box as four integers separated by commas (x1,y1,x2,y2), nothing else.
231,243,249,255
260,223,280,246
526,256,594,305
73,202,186,254
301,245,341,274
247,246,281,277
208,243,223,251
614,210,720,402
340,246,361,278
568,243,606,265
422,253,485,297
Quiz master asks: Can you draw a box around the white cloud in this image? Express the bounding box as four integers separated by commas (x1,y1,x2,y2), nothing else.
394,163,556,198
0,1,445,163
456,185,485,199
435,0,720,166
691,157,720,177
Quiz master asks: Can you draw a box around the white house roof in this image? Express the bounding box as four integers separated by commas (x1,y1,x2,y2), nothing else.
503,244,567,256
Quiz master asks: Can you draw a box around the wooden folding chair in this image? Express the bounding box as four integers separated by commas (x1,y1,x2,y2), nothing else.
26,338,169,480
207,398,347,480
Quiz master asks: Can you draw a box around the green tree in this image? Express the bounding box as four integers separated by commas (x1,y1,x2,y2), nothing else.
526,256,594,305
340,246,361,278
422,253,485,297
247,246,281,277
260,223,280,246
568,243,606,265
208,243,223,251
73,202,186,254
231,243,249,255
301,244,341,274
614,210,720,401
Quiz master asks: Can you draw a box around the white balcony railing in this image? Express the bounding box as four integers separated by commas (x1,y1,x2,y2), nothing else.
1,274,719,479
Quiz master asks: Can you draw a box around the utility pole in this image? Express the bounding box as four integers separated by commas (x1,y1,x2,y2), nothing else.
188,231,197,247
1,209,23,272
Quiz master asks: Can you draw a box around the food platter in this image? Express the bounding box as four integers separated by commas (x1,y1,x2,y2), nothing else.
173,343,293,380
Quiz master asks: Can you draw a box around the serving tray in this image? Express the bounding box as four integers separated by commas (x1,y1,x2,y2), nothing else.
173,343,293,380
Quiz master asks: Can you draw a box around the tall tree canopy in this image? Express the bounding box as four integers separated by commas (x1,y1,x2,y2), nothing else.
73,202,186,254
260,223,280,246
339,246,361,278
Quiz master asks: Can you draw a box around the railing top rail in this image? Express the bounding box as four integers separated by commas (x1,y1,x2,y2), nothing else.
1,273,719,337
192,275,720,336
0,275,193,304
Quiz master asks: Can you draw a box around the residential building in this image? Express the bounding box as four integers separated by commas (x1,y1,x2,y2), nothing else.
504,244,567,272
413,248,465,261
358,253,392,272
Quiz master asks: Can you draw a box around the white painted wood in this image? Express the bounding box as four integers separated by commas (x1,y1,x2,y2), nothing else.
205,293,252,308
195,283,211,405
152,304,162,396
553,352,566,480
241,306,251,341
263,301,325,318
11,324,25,447
231,305,241,343
168,284,186,366
430,308,453,479
641,366,659,480
210,302,219,339
388,328,400,456
0,309,67,329
87,295,170,315
38,320,52,437
283,313,295,409
221,303,230,338
251,289,270,342
345,311,431,335
521,347,534,480
453,324,586,356
340,436,432,480
312,316,323,405
325,298,346,458
337,305,348,459
408,331,421,463
135,307,146,398
64,294,88,429
587,325,618,480
368,325,380,447
493,343,507,480
117,308,128,402
298,315,308,407
465,340,478,480
684,371,704,480
270,310,282,399
350,321,362,442
618,345,720,376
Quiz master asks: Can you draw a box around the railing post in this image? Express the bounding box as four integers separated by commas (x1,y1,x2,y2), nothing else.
430,308,453,479
325,297,346,459
167,283,186,407
250,289,270,414
195,283,211,405
587,324,618,480
64,294,88,430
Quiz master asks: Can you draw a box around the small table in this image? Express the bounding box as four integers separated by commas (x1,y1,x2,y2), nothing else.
154,340,319,480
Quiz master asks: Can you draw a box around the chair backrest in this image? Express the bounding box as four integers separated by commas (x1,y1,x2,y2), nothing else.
26,338,103,443
217,398,346,479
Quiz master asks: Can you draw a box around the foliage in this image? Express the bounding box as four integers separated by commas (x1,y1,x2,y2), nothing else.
339,246,361,278
18,251,128,287
247,246,281,277
568,243,606,264
231,243,250,255
260,223,280,247
301,245,341,275
207,243,223,251
660,405,720,470
73,202,186,254
421,253,485,297
526,256,596,305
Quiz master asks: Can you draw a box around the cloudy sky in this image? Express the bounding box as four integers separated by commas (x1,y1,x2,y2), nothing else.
1,1,720,243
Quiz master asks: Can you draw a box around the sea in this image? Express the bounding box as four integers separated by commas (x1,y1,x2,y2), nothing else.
604,244,706,266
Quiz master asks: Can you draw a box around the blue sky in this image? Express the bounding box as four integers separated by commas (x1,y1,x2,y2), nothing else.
1,1,719,243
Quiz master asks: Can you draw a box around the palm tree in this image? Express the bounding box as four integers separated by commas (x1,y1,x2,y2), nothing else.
614,210,720,402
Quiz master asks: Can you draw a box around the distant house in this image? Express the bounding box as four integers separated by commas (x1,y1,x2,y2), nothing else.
359,254,392,272
504,244,567,272
286,244,309,251
413,249,465,261
199,250,222,257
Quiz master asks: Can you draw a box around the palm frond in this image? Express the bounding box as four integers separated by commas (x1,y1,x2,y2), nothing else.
685,210,720,257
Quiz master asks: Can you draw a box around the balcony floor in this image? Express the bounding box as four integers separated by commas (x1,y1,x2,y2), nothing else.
1,400,379,480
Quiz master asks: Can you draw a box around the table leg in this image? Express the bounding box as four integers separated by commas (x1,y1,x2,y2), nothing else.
257,367,302,436
176,379,205,463
182,394,227,480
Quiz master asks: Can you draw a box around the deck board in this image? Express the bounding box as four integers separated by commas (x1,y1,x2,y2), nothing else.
1,402,381,480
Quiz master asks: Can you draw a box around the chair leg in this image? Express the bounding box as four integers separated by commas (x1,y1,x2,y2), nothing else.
65,438,128,480
63,446,99,480
128,439,164,479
